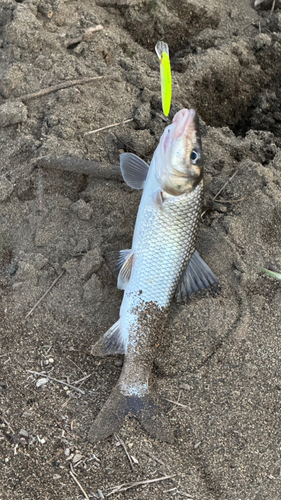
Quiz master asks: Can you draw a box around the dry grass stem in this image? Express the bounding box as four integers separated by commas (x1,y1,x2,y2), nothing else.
66,356,85,374
201,169,238,217
84,118,133,136
0,410,15,434
69,470,90,500
177,492,194,498
164,398,189,408
271,0,276,13
114,433,134,470
143,450,166,466
27,370,85,394
25,270,65,319
106,474,176,496
72,373,92,385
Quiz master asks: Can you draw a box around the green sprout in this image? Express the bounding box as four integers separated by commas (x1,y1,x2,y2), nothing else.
262,267,281,281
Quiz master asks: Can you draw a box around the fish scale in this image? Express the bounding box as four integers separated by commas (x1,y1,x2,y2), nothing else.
123,181,203,311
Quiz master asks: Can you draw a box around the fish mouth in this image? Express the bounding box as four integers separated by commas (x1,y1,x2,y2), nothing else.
172,108,196,140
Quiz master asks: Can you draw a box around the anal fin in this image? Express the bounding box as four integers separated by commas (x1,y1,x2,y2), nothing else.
175,250,217,301
91,319,125,356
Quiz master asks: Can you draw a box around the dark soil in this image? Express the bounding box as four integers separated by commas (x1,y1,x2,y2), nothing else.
1,1,281,499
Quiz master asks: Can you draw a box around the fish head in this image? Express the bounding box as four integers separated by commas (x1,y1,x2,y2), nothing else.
154,109,203,196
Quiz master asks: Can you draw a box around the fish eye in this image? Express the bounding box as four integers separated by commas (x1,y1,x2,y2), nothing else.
190,149,200,164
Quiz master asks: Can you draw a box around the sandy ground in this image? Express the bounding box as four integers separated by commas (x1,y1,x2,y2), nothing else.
0,1,281,499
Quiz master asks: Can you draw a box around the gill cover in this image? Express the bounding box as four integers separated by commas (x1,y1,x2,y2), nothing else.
154,108,203,196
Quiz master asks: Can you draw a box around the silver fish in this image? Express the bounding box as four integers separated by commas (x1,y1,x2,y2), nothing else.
89,109,217,443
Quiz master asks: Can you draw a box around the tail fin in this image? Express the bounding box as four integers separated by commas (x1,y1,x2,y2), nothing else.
87,384,174,444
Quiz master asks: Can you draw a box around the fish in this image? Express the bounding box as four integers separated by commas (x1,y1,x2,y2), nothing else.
88,108,217,443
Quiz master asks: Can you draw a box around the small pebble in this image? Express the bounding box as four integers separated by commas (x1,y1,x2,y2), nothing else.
114,359,123,367
37,435,46,444
179,383,191,391
72,453,83,464
19,429,29,438
7,263,17,276
36,377,48,388
97,489,105,499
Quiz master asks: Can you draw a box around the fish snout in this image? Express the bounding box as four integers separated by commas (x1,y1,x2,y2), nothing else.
167,109,203,194
172,108,196,140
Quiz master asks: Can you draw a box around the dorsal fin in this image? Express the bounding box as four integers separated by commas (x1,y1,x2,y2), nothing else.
120,153,149,189
175,251,217,301
117,249,134,290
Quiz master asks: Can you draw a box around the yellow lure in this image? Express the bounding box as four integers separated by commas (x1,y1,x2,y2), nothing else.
155,41,172,117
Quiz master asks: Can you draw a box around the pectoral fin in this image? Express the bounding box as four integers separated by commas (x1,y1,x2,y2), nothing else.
175,250,217,301
117,249,134,290
91,319,125,356
120,153,149,189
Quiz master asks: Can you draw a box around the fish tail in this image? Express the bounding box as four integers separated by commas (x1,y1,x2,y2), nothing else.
87,384,174,444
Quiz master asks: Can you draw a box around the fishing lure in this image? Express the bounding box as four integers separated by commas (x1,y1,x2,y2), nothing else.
155,41,172,117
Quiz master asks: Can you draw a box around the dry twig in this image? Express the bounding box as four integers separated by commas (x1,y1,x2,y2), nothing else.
17,75,113,101
25,270,65,319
